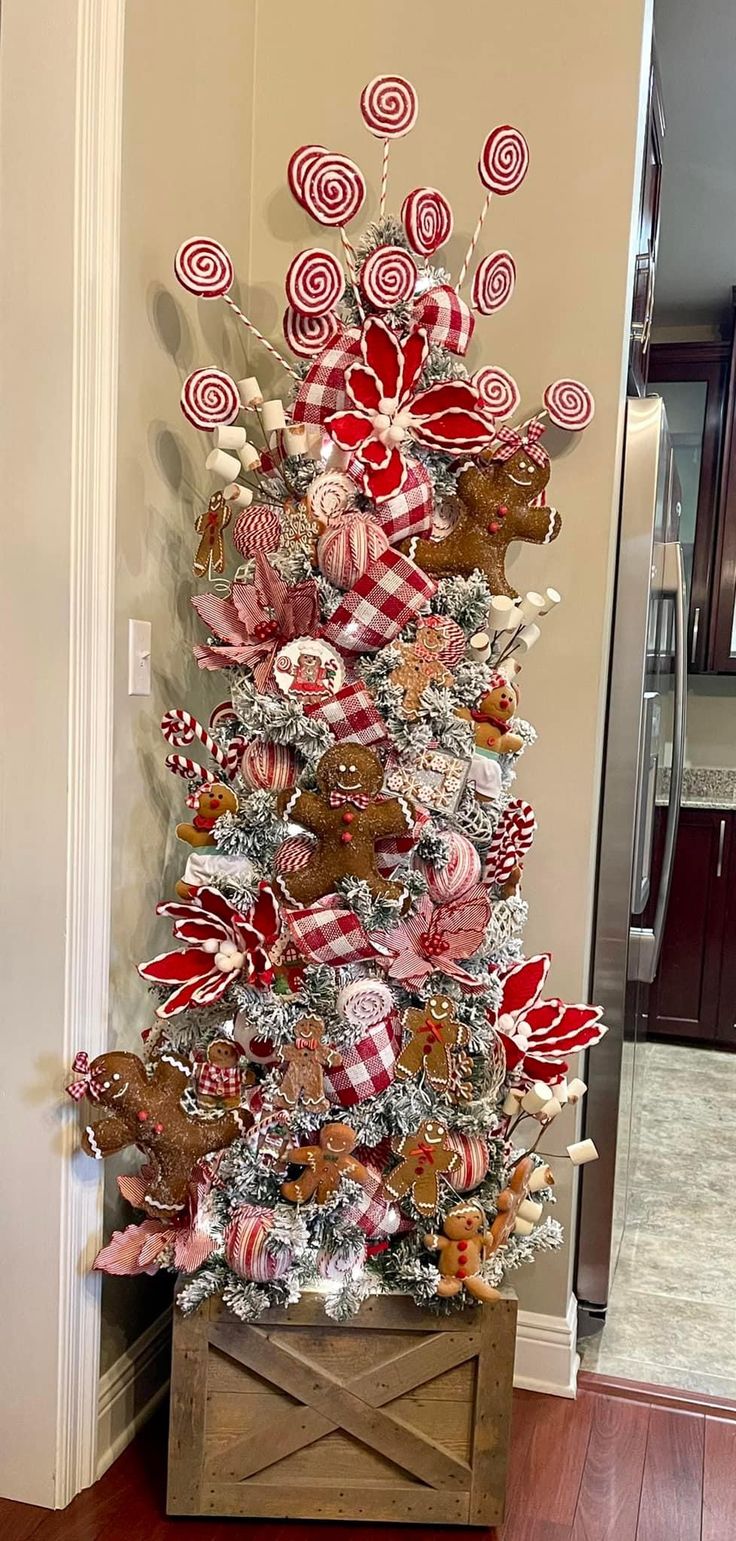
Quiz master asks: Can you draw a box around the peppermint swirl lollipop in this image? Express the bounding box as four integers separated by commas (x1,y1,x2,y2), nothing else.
401,187,453,257
285,248,345,316
174,237,234,298
283,306,340,359
302,151,366,227
360,75,418,138
361,245,417,310
472,365,520,420
306,470,357,526
543,378,595,430
471,249,516,314
287,144,326,209
180,367,240,431
478,124,530,195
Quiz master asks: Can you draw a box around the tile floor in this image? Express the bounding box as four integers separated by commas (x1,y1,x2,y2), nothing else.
579,1040,736,1398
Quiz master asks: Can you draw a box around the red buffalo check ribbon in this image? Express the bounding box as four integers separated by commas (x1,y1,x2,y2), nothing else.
495,420,547,466
328,790,371,809
66,1051,105,1102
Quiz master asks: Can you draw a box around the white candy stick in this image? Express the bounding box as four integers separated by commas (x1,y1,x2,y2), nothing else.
488,595,518,631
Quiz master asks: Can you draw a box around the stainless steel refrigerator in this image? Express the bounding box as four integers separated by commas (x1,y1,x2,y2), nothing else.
576,394,687,1323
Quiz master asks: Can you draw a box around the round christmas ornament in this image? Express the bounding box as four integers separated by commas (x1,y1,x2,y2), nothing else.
401,187,453,257
317,510,389,589
283,307,340,359
232,503,282,557
287,143,327,208
361,246,417,310
471,250,516,315
417,830,482,901
180,368,240,431
447,1131,490,1191
302,151,366,227
272,637,344,703
306,469,357,526
360,75,418,138
316,1238,367,1280
337,977,395,1032
174,237,233,298
233,1013,280,1066
543,378,595,431
285,248,345,316
472,365,520,420
344,1162,404,1238
274,834,314,876
478,124,530,194
240,740,299,792
224,1204,293,1282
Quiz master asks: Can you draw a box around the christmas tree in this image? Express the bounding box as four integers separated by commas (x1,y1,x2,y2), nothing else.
68,76,606,1322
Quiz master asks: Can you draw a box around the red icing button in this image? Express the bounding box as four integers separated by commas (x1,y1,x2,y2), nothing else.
457,1269,467,1279
488,521,500,534
137,1109,148,1122
341,832,353,844
498,504,508,516
415,1164,425,1175
153,1123,164,1134
342,810,354,824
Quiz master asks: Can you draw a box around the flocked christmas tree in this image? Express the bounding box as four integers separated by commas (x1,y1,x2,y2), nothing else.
68,76,606,1321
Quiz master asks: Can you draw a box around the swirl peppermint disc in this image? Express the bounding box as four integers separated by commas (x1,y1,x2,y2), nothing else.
302,151,366,227
361,246,417,309
543,378,595,430
285,248,345,316
472,365,520,420
478,124,529,195
360,75,418,138
180,368,240,430
471,250,516,315
283,306,340,359
174,237,233,297
401,187,453,256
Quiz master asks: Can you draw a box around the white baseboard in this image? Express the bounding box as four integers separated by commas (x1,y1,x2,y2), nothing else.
96,1307,172,1479
513,1293,579,1398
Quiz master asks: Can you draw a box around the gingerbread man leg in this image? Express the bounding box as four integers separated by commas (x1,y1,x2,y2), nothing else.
464,1275,501,1302
412,1172,441,1215
436,1276,464,1298
282,1169,320,1203
424,1041,452,1089
314,1168,341,1203
395,1038,429,1080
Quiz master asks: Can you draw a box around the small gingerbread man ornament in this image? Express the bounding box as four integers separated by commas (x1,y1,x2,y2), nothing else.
193,490,232,577
383,1119,460,1217
457,673,523,756
67,1049,249,1218
276,742,413,906
488,1155,536,1254
272,1015,340,1115
395,993,469,1095
176,783,238,849
424,1202,499,1300
389,618,454,718
281,1121,369,1204
194,1037,252,1109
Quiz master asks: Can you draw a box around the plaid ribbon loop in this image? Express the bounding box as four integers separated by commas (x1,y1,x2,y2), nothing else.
66,1051,105,1102
328,790,370,809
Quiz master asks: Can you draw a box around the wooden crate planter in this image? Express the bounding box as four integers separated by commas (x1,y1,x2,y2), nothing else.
168,1288,517,1527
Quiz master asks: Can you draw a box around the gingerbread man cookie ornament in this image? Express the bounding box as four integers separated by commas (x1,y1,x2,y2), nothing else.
458,673,523,757
193,490,232,577
176,783,238,849
383,1119,460,1217
273,1015,340,1115
396,994,469,1094
424,1202,499,1300
403,434,560,598
67,1049,249,1218
389,619,454,718
276,742,413,905
281,1121,369,1204
488,1155,536,1254
194,1037,252,1109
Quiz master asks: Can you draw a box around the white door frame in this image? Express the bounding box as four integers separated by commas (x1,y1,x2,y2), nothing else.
0,0,124,1507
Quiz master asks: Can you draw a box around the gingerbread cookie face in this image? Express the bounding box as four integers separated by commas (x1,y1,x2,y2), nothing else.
272,1015,340,1115
68,1049,248,1218
176,783,238,849
275,742,413,906
280,1121,369,1205
383,1118,459,1217
395,994,469,1094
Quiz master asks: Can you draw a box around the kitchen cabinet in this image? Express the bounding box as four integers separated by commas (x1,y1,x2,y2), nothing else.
647,807,735,1045
629,54,665,395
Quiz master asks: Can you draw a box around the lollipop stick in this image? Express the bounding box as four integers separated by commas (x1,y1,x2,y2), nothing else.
456,189,492,292
379,138,390,218
222,294,299,381
339,228,365,323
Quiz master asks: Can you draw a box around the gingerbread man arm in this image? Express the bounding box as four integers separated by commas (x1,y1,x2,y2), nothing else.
283,1143,321,1167
276,788,327,834
150,1053,193,1099
423,1232,449,1251
82,1115,131,1159
369,796,414,838
338,1153,368,1187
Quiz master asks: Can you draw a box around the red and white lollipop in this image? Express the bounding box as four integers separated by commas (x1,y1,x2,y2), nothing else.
360,75,419,217
287,144,327,210
285,248,345,316
301,151,366,228
174,237,233,298
180,368,240,431
543,378,595,431
472,366,520,421
401,187,453,257
478,124,530,195
471,249,516,315
361,245,417,310
282,306,340,359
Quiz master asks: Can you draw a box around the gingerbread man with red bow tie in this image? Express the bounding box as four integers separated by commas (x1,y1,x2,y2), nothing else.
395,994,470,1095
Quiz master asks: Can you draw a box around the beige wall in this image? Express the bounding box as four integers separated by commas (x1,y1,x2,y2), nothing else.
685,679,736,767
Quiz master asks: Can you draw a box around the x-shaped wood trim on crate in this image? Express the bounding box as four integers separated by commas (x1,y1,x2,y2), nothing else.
207,1321,479,1488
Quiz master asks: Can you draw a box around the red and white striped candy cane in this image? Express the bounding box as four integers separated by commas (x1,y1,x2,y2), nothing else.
164,754,218,807
161,709,230,775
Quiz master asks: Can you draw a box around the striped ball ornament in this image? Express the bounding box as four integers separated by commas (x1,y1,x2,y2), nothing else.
317,511,388,589
447,1132,489,1191
224,1205,293,1282
417,830,481,901
240,740,299,791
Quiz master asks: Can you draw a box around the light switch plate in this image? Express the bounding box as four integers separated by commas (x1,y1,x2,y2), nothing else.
128,619,152,696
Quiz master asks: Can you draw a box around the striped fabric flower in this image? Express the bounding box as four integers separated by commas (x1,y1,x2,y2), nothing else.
380,886,491,991
138,884,280,1018
494,954,607,1083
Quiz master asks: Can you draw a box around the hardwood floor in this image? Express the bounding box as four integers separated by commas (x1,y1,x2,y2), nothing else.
2,1380,735,1540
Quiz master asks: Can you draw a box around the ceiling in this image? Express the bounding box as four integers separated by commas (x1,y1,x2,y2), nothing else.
654,0,736,327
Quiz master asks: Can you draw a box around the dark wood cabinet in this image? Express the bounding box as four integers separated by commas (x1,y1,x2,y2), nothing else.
647,807,735,1044
629,56,665,396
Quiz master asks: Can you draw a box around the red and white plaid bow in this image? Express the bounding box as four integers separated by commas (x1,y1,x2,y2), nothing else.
495,419,548,467
66,1051,105,1102
328,790,370,810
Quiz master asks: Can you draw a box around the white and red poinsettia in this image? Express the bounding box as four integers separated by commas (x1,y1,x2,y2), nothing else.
326,317,494,502
381,886,491,991
139,884,280,1018
192,550,319,687
93,1160,220,1275
493,954,606,1084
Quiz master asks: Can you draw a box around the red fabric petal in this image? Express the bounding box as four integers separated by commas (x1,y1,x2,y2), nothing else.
326,410,374,450
171,917,229,946
498,1032,525,1073
173,1226,215,1272
156,972,217,1018
249,883,280,945
346,363,382,413
363,447,408,503
399,328,429,403
191,593,250,646
522,1053,570,1082
138,948,207,985
412,409,494,451
360,437,393,470
191,970,232,1007
432,887,490,958
196,887,247,930
499,955,550,1019
411,380,483,417
523,1000,566,1036
361,318,402,401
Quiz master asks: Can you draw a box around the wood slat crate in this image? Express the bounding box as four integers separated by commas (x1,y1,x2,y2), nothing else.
167,1287,517,1526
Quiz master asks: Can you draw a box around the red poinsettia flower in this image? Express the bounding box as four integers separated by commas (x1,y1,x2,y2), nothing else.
493,955,607,1084
139,884,280,1018
325,317,494,503
381,886,491,991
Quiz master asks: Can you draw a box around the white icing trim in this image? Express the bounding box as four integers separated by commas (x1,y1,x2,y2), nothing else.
396,794,413,829
283,788,300,819
143,1193,185,1213
84,1126,102,1160
160,1053,191,1077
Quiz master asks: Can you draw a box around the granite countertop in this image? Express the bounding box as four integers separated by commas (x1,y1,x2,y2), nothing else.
657,766,736,811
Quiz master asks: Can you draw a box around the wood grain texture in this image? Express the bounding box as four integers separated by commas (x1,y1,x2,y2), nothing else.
636,1407,704,1541
506,1387,594,1526
570,1394,650,1541
702,1416,736,1541
470,1296,517,1525
0,1499,46,1541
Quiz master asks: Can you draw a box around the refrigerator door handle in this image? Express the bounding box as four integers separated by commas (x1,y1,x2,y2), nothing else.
629,541,687,985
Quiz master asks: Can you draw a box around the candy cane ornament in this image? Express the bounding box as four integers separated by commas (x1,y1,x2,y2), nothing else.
160,709,230,776
360,75,418,218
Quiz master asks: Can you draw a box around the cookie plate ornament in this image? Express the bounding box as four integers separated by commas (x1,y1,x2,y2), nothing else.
272,637,344,703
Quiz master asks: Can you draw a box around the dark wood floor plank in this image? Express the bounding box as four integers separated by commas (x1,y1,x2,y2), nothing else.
504,1390,594,1527
0,1497,47,1541
571,1394,650,1541
702,1416,736,1541
636,1407,704,1541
